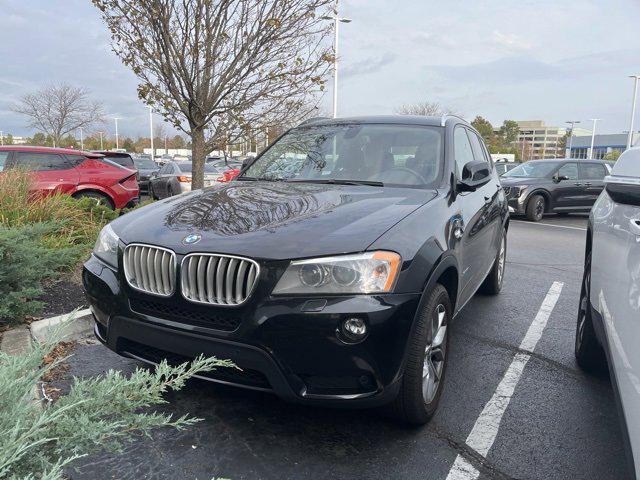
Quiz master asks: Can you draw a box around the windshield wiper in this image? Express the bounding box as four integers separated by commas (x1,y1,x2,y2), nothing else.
236,176,283,182
285,178,384,187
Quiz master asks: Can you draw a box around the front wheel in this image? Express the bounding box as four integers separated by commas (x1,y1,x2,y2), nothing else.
389,284,451,425
526,194,545,222
575,253,606,372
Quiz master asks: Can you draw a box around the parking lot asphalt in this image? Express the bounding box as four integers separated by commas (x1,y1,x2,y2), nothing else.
58,213,632,480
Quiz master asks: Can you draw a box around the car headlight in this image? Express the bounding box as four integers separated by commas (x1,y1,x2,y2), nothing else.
516,186,528,197
272,251,401,295
93,224,120,268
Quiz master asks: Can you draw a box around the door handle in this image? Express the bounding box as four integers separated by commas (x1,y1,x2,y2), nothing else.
573,182,582,186
630,219,640,236
584,182,592,187
484,196,492,204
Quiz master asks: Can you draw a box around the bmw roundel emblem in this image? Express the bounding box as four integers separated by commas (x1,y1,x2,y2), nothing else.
182,233,202,245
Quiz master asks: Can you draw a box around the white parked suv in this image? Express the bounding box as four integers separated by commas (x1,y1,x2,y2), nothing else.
576,147,640,478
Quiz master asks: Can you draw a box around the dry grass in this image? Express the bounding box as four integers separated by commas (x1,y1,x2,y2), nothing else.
0,169,117,248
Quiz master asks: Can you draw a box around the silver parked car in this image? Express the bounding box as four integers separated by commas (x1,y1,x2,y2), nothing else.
148,161,222,199
576,147,640,477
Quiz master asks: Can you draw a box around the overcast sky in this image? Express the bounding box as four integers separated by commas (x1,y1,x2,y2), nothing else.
1,0,639,138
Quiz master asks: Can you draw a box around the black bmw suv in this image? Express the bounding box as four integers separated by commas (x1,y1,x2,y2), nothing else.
84,115,508,424
500,159,613,221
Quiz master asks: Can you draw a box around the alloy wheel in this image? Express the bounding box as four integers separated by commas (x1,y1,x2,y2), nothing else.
423,304,447,404
576,265,590,351
497,236,506,287
535,198,544,219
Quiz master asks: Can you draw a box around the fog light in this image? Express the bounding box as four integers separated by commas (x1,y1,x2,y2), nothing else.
342,317,367,339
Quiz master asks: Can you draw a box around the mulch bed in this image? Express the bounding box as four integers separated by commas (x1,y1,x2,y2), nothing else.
37,265,87,318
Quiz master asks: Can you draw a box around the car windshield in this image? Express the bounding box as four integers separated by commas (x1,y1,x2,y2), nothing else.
210,159,241,169
240,123,443,187
176,162,220,173
134,158,157,169
502,161,561,178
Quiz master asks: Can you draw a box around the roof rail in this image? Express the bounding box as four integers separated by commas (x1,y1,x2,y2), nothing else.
298,116,331,126
440,114,467,127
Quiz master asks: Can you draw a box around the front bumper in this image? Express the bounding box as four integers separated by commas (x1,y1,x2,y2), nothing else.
504,188,527,215
83,255,419,407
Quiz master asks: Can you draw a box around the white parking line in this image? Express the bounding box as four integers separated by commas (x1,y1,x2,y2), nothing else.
512,220,586,231
445,281,564,479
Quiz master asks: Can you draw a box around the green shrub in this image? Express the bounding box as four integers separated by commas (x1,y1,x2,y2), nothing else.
0,169,149,325
0,329,234,479
0,223,85,325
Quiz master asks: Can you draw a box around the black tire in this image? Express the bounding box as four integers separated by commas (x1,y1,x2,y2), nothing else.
479,229,506,295
74,191,114,210
575,253,606,372
389,284,451,425
526,194,545,222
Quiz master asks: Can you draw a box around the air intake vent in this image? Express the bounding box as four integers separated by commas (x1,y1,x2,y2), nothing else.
181,254,259,306
123,244,176,297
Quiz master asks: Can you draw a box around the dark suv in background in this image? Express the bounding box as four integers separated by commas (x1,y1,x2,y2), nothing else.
500,159,613,221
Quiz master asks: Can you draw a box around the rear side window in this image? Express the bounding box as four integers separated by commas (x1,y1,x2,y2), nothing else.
454,127,475,177
579,163,607,180
557,162,578,180
14,152,71,171
0,152,9,172
65,154,88,166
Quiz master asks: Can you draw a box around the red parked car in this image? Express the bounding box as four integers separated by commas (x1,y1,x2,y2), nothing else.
0,146,139,209
216,167,241,183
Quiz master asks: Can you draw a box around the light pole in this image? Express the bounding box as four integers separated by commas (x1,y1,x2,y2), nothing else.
589,118,600,159
78,127,84,150
628,75,640,149
0,131,3,146
148,106,155,162
565,120,580,158
322,2,351,118
98,131,104,150
113,117,121,150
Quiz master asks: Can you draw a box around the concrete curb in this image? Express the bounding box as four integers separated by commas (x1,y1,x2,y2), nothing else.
29,308,94,343
1,309,95,408
0,326,32,356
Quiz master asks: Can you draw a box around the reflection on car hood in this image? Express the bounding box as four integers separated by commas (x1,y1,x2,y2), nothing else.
112,181,436,260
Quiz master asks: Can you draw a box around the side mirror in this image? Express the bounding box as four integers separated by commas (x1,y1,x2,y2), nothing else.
457,161,491,192
553,174,569,183
604,176,640,206
241,158,252,170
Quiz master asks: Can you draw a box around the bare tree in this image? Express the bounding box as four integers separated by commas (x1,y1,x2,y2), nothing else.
13,84,104,147
395,101,458,117
93,0,333,188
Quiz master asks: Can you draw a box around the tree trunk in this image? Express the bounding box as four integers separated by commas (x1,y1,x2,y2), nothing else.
191,127,206,189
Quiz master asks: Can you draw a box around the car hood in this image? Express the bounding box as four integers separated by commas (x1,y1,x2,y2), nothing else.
112,181,436,260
